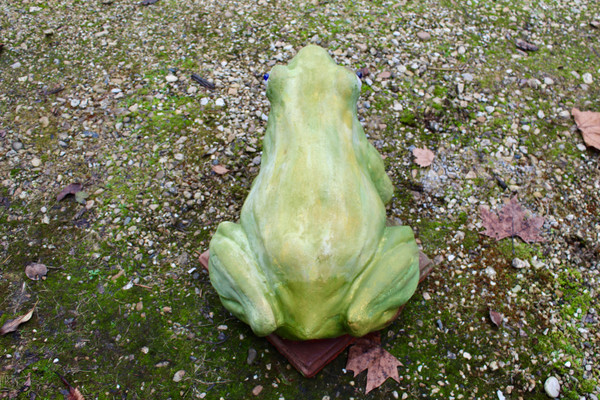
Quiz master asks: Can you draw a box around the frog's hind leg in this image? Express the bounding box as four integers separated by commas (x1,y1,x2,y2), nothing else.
345,225,419,337
209,221,280,337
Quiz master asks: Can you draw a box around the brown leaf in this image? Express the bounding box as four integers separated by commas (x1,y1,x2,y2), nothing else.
346,333,402,394
0,302,37,335
25,263,48,281
57,373,85,400
515,39,539,52
572,108,600,150
479,197,544,243
412,147,435,167
489,310,503,327
211,165,229,175
57,183,83,201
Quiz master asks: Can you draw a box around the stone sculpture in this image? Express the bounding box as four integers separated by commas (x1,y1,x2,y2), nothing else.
209,45,419,340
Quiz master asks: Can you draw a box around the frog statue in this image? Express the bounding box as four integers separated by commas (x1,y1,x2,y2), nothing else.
208,45,419,340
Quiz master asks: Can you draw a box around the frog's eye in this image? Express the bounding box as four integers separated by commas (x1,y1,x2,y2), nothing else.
263,73,269,82
355,74,362,90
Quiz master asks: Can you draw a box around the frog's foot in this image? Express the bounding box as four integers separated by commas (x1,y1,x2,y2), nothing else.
209,222,280,337
345,225,419,337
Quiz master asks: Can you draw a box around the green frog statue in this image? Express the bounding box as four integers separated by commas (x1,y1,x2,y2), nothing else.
208,45,419,340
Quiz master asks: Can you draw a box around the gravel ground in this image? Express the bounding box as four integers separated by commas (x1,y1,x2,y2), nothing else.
1,0,599,399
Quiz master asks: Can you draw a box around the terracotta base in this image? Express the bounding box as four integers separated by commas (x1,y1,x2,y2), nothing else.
199,249,433,377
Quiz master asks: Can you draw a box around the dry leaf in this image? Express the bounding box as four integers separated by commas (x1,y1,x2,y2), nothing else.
489,310,503,327
57,373,85,400
412,147,435,167
572,108,600,150
346,333,402,393
25,263,48,280
479,197,544,243
57,183,83,201
211,165,229,175
199,250,209,269
0,302,37,335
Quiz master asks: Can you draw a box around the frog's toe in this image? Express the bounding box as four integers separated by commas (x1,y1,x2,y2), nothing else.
209,222,280,337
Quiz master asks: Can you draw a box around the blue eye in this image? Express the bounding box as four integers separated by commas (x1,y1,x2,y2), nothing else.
263,73,269,82
356,70,363,79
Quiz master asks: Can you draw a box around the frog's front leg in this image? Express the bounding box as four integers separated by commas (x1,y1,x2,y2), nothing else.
345,225,419,337
209,222,281,336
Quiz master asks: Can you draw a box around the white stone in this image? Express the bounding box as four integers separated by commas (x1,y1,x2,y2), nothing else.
11,62,22,69
166,74,178,83
31,157,41,167
582,73,593,84
544,77,554,85
187,86,197,94
512,258,530,269
497,390,506,400
393,102,403,111
537,110,545,119
173,370,186,382
200,98,209,106
544,376,560,398
215,98,225,107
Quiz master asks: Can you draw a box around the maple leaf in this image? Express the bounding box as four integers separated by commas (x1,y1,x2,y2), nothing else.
346,333,403,393
479,197,544,243
412,147,435,167
572,108,600,150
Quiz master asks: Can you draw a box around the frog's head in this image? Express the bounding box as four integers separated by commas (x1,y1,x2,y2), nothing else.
266,45,361,112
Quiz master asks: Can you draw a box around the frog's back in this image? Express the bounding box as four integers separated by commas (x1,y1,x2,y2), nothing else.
240,45,387,288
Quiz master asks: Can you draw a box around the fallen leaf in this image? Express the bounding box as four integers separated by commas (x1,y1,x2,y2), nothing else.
25,263,48,280
198,250,209,269
211,165,229,175
0,302,38,335
346,333,402,393
479,197,544,243
489,310,503,327
572,108,600,150
412,147,435,167
57,373,85,400
515,39,539,52
57,183,83,201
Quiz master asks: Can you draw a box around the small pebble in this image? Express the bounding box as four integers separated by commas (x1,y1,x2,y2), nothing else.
512,258,530,269
173,370,185,382
544,376,560,398
166,75,178,83
252,385,263,396
582,73,593,84
247,348,257,365
417,31,431,41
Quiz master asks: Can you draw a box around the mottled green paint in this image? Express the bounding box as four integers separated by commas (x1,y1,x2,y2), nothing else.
209,45,419,340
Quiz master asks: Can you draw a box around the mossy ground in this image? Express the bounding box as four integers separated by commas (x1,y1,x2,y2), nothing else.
1,0,599,398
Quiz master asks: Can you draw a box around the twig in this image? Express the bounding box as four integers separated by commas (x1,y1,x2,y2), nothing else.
134,283,152,290
192,378,232,385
